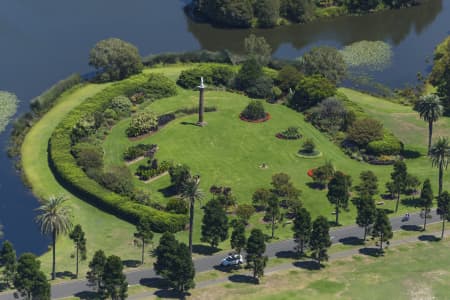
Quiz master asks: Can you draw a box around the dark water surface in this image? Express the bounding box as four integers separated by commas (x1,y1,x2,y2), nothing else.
0,0,448,254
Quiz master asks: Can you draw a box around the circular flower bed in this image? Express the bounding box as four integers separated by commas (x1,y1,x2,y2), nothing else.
240,112,271,123
276,127,302,140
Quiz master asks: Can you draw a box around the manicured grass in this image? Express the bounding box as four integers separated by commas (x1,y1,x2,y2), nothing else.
192,238,450,300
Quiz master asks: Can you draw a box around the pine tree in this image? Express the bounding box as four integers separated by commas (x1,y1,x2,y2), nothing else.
69,224,87,278
372,209,393,252
230,222,246,254
356,170,378,198
246,229,267,283
292,208,311,256
87,250,107,290
99,255,128,300
201,199,229,248
437,191,450,239
327,171,351,225
0,240,17,287
13,253,50,300
265,193,281,239
391,161,408,213
310,216,331,266
420,179,434,231
134,217,154,265
355,195,377,241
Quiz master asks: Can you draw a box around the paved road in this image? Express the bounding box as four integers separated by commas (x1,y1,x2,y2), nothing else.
0,210,440,300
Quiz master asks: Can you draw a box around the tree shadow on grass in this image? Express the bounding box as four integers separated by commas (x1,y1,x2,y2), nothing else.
180,121,201,127
74,291,99,300
228,274,258,284
154,289,190,299
157,185,177,198
275,250,298,259
213,265,241,273
401,225,422,231
122,259,141,268
358,247,381,257
140,277,170,289
401,197,421,208
292,260,321,270
305,182,325,190
339,236,365,245
418,234,440,242
192,244,220,256
401,149,422,159
56,271,76,280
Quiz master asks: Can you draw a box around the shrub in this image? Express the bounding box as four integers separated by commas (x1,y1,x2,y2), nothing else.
72,142,104,170
158,113,176,127
290,75,337,111
49,73,187,233
276,65,302,92
298,46,347,84
71,115,98,144
99,166,134,196
109,95,132,117
367,132,403,155
302,138,316,153
307,97,347,133
235,58,264,91
347,118,384,146
241,101,266,120
245,75,274,99
278,127,301,139
169,164,191,194
126,111,158,137
132,73,177,100
123,144,157,161
177,64,235,89
136,160,171,181
166,198,188,215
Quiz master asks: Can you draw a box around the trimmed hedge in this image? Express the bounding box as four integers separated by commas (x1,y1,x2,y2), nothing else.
49,73,187,233
177,64,237,89
367,131,403,155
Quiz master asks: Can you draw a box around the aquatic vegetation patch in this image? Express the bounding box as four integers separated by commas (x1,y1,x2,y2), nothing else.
340,41,393,71
0,91,19,133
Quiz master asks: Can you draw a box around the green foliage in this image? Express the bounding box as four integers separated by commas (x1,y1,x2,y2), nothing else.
230,222,246,254
99,166,134,196
355,195,376,240
347,118,384,146
298,46,347,84
438,191,450,223
310,216,331,264
276,65,302,92
0,91,19,134
201,199,229,248
142,50,231,66
280,0,316,23
311,161,335,188
72,142,104,171
99,255,128,300
169,164,192,194
135,159,171,181
420,179,434,229
367,131,403,155
252,188,272,210
166,198,189,214
372,209,393,251
132,73,178,101
327,171,351,225
430,37,450,114
87,250,107,289
241,101,267,120
236,58,274,99
390,160,408,212
292,208,311,255
154,233,195,293
340,41,393,71
69,224,87,278
109,95,133,118
89,38,143,82
254,0,280,27
356,170,378,198
235,204,256,224
0,241,17,287
195,0,254,28
126,111,158,137
177,64,236,89
279,126,301,139
290,75,337,111
266,193,282,238
123,144,157,161
134,217,154,265
307,97,348,133
246,229,267,281
14,253,50,300
244,34,272,65
302,138,316,154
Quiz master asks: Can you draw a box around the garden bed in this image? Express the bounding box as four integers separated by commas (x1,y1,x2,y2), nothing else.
239,112,271,123
297,150,322,159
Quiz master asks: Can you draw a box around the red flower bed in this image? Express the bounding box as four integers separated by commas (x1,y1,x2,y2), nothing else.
307,169,315,177
239,113,271,123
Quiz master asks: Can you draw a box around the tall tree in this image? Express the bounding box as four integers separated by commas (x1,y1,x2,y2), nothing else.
355,195,377,241
201,199,229,248
430,137,450,196
252,188,271,211
0,240,17,287
246,229,267,283
390,161,408,213
327,171,351,225
87,250,107,290
181,175,204,255
356,170,379,198
420,179,434,231
253,0,280,28
244,34,272,65
415,94,443,154
310,216,332,266
13,253,50,300
230,222,246,254
437,191,450,239
69,224,87,278
35,195,73,280
265,193,282,239
134,217,154,265
154,233,195,293
292,208,311,256
99,255,128,300
372,209,393,252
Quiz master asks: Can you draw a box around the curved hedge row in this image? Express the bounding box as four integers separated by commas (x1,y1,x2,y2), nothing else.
49,73,188,233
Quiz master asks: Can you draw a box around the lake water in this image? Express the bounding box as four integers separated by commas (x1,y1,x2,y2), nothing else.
0,0,448,254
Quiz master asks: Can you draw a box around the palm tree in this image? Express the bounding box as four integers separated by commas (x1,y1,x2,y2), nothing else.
416,94,443,155
181,176,204,255
35,196,73,280
430,137,450,196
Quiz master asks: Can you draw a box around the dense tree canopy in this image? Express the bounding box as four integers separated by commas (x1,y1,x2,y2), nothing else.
298,47,347,84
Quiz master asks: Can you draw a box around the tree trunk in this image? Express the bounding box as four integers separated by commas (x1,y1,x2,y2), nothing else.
271,216,275,239
335,204,339,226
300,238,304,255
76,244,79,278
379,234,384,251
363,226,367,241
141,237,145,265
428,121,433,155
439,165,443,197
442,218,446,240
189,199,195,255
423,209,428,231
52,230,56,280
395,192,400,213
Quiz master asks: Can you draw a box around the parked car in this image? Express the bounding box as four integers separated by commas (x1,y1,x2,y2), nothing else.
220,254,244,267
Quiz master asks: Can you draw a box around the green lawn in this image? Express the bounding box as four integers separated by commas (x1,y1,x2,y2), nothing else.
192,238,450,300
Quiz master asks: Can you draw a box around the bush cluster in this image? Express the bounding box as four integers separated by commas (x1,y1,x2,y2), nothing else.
136,160,171,181
128,73,177,101
123,144,157,161
126,111,158,137
241,101,267,121
49,73,187,232
177,64,236,89
142,50,231,66
367,132,403,155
